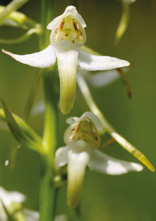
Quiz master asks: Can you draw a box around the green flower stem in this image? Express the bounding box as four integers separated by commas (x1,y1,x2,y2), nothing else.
115,2,130,44
77,74,155,172
0,108,41,145
39,1,58,219
39,70,58,221
0,6,38,29
39,155,57,221
0,0,29,25
0,27,41,44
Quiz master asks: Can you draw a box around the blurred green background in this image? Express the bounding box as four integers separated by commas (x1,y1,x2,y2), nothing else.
0,0,156,220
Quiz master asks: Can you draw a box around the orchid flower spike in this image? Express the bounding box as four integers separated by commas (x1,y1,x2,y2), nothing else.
0,186,25,220
55,112,143,208
2,6,130,114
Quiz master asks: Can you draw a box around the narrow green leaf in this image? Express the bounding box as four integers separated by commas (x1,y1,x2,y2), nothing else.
0,99,43,153
0,99,26,143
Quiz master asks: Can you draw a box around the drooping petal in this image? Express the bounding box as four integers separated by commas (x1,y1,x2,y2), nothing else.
2,44,56,68
78,49,130,71
88,149,143,175
55,146,68,169
55,41,78,114
67,141,90,208
47,6,86,31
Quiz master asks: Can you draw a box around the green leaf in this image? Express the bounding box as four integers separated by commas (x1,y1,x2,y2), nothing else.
0,99,43,153
0,99,26,143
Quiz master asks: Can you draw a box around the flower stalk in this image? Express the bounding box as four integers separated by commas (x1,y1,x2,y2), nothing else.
0,0,29,25
39,69,58,221
39,0,58,220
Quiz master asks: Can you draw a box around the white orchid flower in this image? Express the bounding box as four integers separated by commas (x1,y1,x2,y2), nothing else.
0,186,25,220
0,186,39,220
0,186,25,207
2,6,130,114
55,112,143,208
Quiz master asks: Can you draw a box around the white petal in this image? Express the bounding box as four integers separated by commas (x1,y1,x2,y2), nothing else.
32,101,45,116
67,141,90,208
55,146,68,168
80,112,104,131
55,41,78,114
122,0,135,3
88,149,143,175
47,6,86,31
54,214,68,221
78,49,130,71
23,209,39,221
66,116,80,125
0,187,25,207
2,19,19,27
85,70,119,87
2,45,56,68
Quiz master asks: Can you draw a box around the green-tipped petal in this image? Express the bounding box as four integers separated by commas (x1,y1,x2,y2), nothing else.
67,141,90,208
55,41,78,114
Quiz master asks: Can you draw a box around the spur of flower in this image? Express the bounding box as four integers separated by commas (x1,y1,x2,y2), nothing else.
55,112,143,208
2,6,130,114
